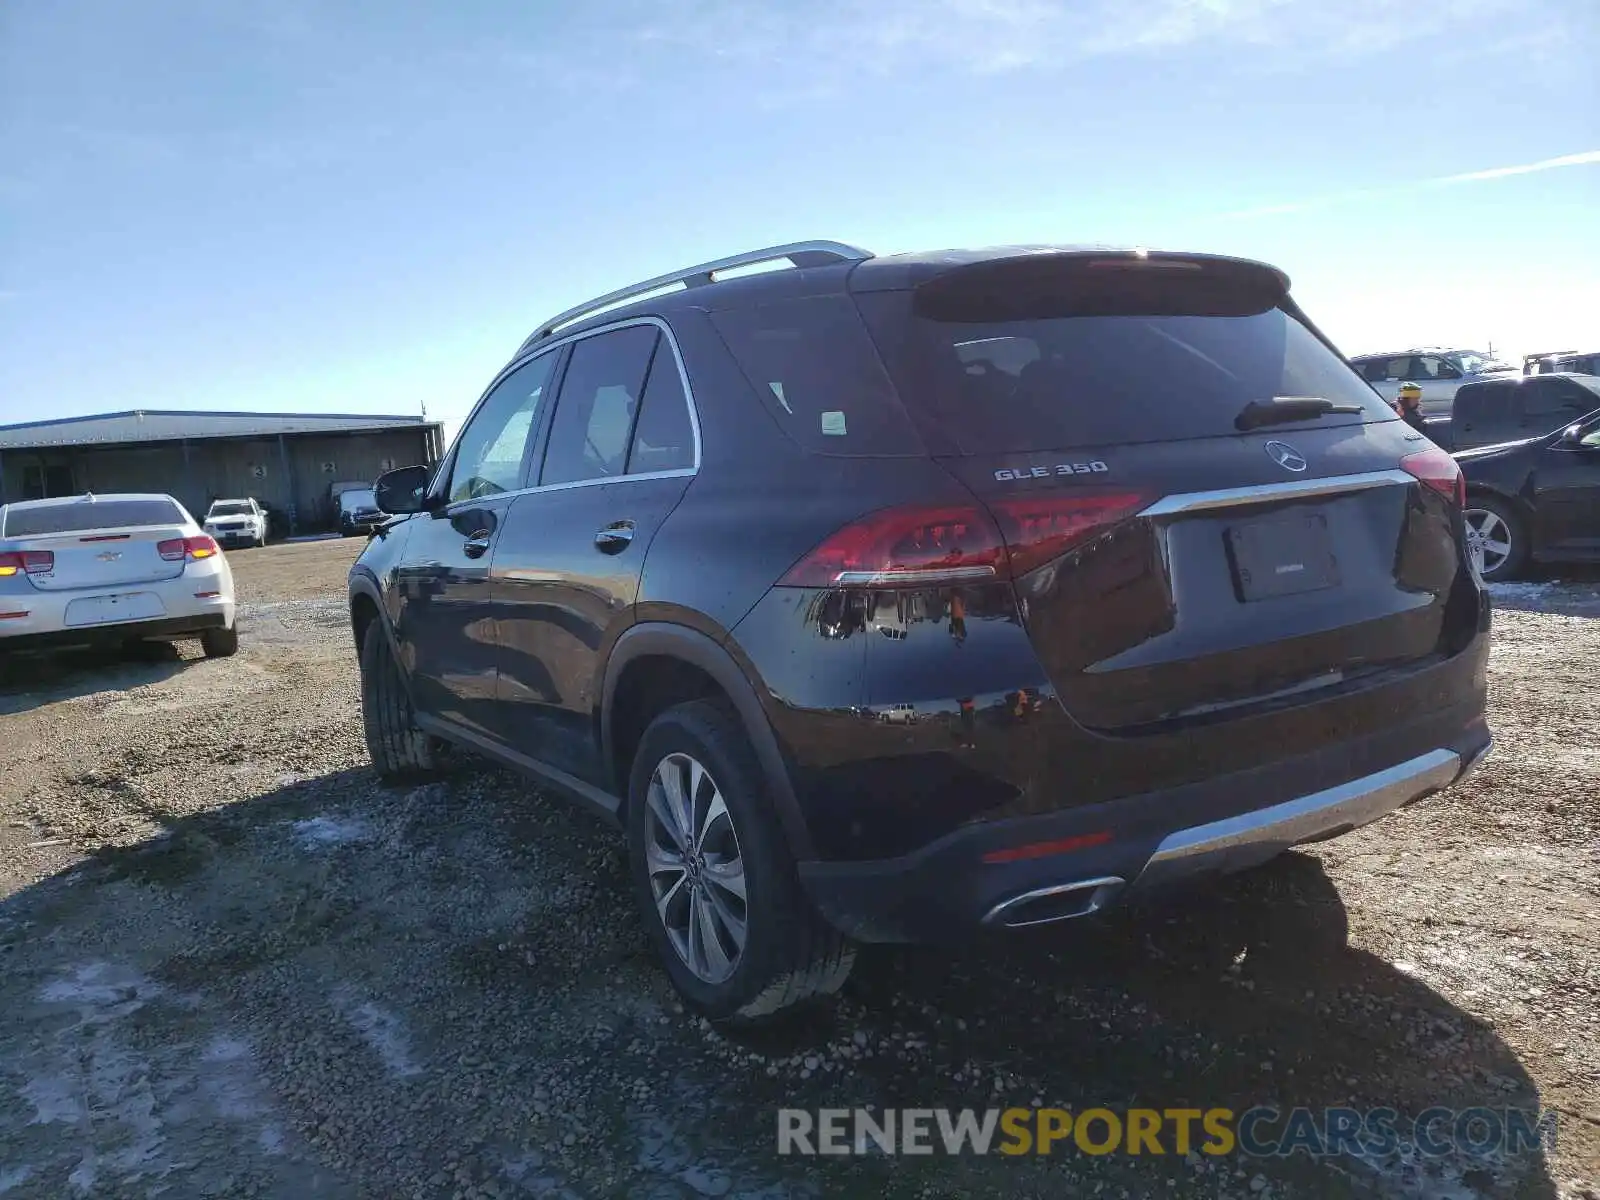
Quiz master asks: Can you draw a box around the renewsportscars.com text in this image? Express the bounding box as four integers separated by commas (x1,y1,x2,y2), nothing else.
776,1106,1556,1159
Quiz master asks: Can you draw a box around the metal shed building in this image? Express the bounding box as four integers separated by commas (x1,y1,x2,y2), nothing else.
0,410,445,535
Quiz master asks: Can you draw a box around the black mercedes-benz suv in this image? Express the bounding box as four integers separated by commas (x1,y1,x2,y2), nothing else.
349,241,1492,1021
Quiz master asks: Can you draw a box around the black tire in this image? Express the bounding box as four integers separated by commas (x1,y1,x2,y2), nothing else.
200,625,239,658
1463,494,1528,581
359,619,440,780
626,700,854,1024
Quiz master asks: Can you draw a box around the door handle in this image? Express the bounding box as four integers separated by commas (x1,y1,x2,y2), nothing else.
463,529,493,559
594,521,635,554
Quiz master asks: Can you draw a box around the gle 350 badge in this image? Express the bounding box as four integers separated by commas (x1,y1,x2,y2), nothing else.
994,461,1109,481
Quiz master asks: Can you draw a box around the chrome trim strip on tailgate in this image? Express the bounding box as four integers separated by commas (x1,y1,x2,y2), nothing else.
1130,747,1462,891
1139,469,1415,518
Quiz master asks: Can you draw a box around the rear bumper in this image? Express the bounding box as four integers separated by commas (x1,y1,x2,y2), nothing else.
0,611,229,653
210,529,262,546
800,717,1491,943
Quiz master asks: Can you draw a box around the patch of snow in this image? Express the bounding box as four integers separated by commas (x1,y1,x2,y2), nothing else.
1488,582,1559,604
339,994,424,1078
1487,579,1600,615
39,961,162,1013
0,1166,33,1195
1341,1137,1522,1200
17,964,288,1193
292,815,372,848
199,1036,268,1120
19,1074,79,1124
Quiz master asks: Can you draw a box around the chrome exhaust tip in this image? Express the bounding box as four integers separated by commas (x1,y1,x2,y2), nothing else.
983,876,1126,929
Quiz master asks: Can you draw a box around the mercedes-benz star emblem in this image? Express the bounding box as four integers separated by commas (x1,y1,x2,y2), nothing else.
1264,441,1308,472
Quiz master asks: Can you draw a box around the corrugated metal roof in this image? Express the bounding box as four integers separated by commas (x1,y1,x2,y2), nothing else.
0,410,437,450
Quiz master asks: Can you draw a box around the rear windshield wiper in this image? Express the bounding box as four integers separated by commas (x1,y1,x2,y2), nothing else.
1235,396,1366,431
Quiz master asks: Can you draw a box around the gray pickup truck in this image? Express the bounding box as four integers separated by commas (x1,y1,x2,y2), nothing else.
1426,372,1600,452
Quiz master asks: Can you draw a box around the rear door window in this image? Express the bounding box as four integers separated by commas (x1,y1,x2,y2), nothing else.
2,498,185,537
855,287,1395,453
540,325,660,486
709,295,923,456
626,344,697,474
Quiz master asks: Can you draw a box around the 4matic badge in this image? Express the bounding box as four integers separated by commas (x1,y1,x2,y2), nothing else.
994,461,1109,482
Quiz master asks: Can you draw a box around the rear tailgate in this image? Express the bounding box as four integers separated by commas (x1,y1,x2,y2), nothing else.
854,251,1475,736
937,432,1465,731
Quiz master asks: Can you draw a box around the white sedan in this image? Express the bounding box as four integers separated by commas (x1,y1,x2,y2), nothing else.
0,493,238,657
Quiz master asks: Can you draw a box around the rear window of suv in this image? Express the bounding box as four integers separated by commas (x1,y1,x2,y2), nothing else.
2,498,185,537
854,259,1397,453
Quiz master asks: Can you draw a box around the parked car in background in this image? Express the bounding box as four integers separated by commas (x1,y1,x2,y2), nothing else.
1349,348,1517,417
0,493,238,657
336,486,385,537
1456,409,1600,580
1432,373,1600,453
1524,349,1600,376
349,241,1491,1022
203,497,269,548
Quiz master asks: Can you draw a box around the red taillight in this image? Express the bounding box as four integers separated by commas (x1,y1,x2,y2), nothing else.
779,492,1152,589
1400,447,1464,507
778,504,1009,588
158,536,220,562
987,491,1152,576
0,551,54,577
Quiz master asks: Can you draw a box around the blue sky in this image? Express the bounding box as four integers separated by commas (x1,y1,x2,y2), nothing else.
2,0,1596,443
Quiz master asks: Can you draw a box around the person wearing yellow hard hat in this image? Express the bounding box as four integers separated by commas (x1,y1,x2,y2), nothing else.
1395,382,1428,434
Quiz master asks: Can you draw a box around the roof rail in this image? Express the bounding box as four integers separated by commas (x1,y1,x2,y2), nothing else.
522,240,872,348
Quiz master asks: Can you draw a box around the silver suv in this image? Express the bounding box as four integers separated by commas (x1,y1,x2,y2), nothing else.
1349,348,1517,417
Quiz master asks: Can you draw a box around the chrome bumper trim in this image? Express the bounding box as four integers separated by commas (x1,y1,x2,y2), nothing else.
1131,747,1463,891
1138,470,1414,518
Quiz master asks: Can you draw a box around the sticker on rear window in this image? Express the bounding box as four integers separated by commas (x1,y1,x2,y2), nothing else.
820,411,847,436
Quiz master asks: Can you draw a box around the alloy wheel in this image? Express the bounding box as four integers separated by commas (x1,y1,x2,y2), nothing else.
644,752,748,984
1463,507,1512,578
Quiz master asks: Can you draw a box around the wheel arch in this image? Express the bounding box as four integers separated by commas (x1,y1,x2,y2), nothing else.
1462,483,1536,574
602,623,815,860
1463,481,1537,534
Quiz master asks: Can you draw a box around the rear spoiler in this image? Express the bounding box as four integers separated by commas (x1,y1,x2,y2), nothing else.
908,251,1291,323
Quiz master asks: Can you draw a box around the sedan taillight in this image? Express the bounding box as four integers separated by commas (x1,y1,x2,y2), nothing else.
0,550,54,577
157,536,220,562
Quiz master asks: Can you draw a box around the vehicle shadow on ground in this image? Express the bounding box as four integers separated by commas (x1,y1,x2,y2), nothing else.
0,765,1559,1200
0,641,192,715
730,854,1559,1197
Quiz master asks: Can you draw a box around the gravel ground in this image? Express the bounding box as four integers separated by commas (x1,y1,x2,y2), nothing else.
0,539,1595,1200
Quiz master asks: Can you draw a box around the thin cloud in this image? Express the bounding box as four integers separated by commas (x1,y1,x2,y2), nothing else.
623,0,1550,79
1218,149,1600,220
1438,149,1600,185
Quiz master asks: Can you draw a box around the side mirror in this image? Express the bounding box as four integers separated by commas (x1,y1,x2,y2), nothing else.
374,464,434,515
